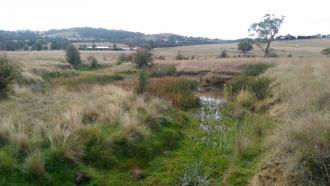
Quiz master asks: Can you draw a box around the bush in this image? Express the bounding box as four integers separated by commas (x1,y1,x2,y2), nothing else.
136,70,149,95
133,48,153,69
90,57,98,69
117,53,132,64
0,57,20,99
176,52,185,60
0,151,15,172
268,51,278,58
150,65,176,77
217,49,229,58
321,48,330,57
243,63,273,76
65,44,82,68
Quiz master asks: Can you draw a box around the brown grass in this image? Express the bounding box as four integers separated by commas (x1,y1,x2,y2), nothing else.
251,59,330,186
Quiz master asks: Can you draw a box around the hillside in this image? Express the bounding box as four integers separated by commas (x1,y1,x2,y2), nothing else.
0,27,226,51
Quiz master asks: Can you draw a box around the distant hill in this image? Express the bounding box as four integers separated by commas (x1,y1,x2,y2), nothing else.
43,27,229,47
0,27,231,51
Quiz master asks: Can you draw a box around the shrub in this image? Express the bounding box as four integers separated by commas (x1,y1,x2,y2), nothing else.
117,53,132,64
23,152,45,177
133,48,153,69
243,63,273,76
136,70,149,95
90,57,98,69
287,54,293,58
321,48,330,57
268,51,278,58
65,44,81,68
0,57,21,99
157,56,166,60
150,65,176,77
0,151,15,172
238,39,253,53
217,49,229,58
176,52,185,60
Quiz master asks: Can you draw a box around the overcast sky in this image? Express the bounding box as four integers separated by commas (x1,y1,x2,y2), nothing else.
1,0,329,39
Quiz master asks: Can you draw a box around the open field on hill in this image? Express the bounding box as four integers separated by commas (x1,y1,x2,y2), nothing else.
153,38,330,58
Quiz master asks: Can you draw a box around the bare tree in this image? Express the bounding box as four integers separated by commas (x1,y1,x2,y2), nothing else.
249,14,285,57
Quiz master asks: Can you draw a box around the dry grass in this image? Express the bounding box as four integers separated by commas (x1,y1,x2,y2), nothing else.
153,38,330,58
251,60,330,186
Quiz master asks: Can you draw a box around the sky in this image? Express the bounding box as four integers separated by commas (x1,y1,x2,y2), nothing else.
1,0,330,39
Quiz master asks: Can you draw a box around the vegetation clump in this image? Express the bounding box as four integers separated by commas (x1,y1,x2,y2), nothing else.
217,49,229,58
150,65,176,77
65,44,82,68
133,48,153,69
0,57,21,99
147,77,200,109
321,48,330,57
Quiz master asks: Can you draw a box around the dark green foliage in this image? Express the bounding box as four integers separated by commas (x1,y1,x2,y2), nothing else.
133,48,153,69
90,57,98,69
136,70,149,94
243,63,273,76
80,126,118,169
321,48,330,57
65,44,81,68
217,49,229,58
0,150,15,172
0,57,21,99
150,65,176,77
238,39,253,53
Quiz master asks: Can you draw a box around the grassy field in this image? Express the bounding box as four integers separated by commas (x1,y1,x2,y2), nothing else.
153,38,330,58
0,38,330,185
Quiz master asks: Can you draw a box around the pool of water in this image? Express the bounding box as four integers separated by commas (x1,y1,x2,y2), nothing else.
195,90,227,147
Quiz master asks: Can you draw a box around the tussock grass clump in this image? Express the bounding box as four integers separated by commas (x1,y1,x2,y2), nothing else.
225,75,271,101
236,90,256,109
23,152,45,177
243,63,273,76
150,65,176,77
48,127,83,164
148,77,200,109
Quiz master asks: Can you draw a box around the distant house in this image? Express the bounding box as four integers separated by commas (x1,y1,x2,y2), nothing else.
86,46,110,51
276,34,296,40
